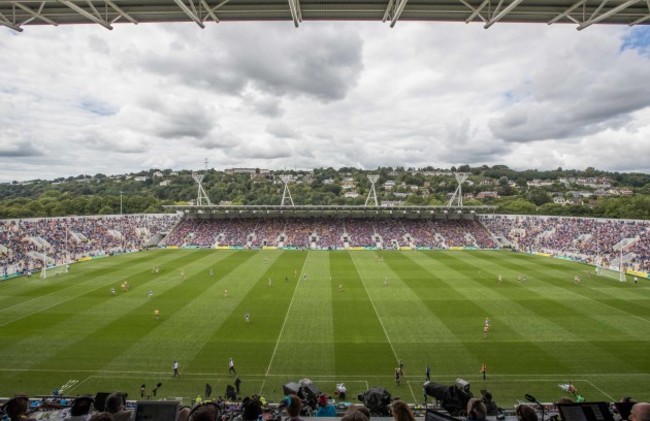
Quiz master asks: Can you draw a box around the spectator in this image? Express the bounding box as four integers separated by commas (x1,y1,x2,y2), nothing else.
2,395,35,421
351,406,371,419
391,400,415,421
104,393,131,421
316,395,337,417
516,405,539,421
68,396,94,421
465,398,487,421
241,396,263,421
284,394,304,421
341,408,370,421
630,403,650,421
88,413,112,421
188,402,221,421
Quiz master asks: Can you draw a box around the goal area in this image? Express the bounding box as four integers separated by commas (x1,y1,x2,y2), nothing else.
40,264,70,279
596,265,627,282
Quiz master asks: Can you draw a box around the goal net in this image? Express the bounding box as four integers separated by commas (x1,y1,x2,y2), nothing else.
595,265,627,282
40,264,69,279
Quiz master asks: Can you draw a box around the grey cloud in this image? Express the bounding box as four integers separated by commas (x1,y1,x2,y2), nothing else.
196,131,240,150
229,138,293,160
267,121,300,139
131,24,364,102
242,93,284,117
490,47,650,143
134,96,216,139
81,131,151,153
0,140,43,157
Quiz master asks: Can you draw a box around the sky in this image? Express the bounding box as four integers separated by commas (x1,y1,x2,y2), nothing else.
1,20,650,182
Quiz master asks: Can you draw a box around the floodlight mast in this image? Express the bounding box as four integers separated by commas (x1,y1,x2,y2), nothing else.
192,172,212,206
365,174,380,207
280,175,295,207
447,173,469,208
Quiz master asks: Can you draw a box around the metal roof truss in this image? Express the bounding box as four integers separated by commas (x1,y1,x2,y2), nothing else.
1,0,649,32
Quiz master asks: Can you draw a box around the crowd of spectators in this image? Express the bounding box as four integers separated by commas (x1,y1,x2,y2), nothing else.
162,219,228,248
160,217,498,250
283,219,315,248
3,391,649,421
1,214,178,278
480,215,650,272
4,213,648,277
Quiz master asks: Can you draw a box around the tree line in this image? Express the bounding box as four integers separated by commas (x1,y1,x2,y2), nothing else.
1,165,648,220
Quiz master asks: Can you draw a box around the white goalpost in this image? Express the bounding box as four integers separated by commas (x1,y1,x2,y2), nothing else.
596,265,627,282
39,253,70,279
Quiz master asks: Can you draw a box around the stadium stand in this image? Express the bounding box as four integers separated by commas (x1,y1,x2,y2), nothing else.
2,213,649,277
480,215,650,272
0,214,178,278
160,217,498,250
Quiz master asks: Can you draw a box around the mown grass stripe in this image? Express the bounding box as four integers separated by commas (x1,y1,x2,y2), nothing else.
440,251,643,373
266,251,336,376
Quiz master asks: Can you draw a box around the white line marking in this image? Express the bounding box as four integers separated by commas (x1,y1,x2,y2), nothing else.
68,377,90,392
259,379,266,395
407,381,417,402
265,260,304,376
351,254,400,365
585,379,615,401
1,368,648,379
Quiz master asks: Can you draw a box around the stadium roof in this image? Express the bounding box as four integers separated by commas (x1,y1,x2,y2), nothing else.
165,204,497,218
1,0,649,32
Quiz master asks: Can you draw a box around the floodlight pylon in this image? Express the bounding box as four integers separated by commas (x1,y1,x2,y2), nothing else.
365,174,380,207
447,172,469,208
192,172,212,206
280,175,295,207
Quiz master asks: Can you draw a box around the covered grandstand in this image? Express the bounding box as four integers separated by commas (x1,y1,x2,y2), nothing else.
2,208,648,279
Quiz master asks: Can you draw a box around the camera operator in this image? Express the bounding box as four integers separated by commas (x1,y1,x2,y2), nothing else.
423,379,473,417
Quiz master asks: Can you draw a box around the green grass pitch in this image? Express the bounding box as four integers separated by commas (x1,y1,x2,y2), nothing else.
1,249,649,405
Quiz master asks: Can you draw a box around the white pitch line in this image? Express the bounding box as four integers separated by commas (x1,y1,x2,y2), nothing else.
68,376,91,392
351,255,400,365
265,262,304,376
259,379,266,395
585,379,615,401
1,368,648,380
407,381,417,402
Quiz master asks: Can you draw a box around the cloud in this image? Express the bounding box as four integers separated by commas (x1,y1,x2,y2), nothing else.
79,128,152,153
195,130,241,150
128,23,364,102
0,139,43,157
2,22,650,181
489,29,650,143
267,121,300,139
242,91,284,117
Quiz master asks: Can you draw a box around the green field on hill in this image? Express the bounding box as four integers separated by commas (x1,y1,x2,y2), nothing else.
1,249,649,405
